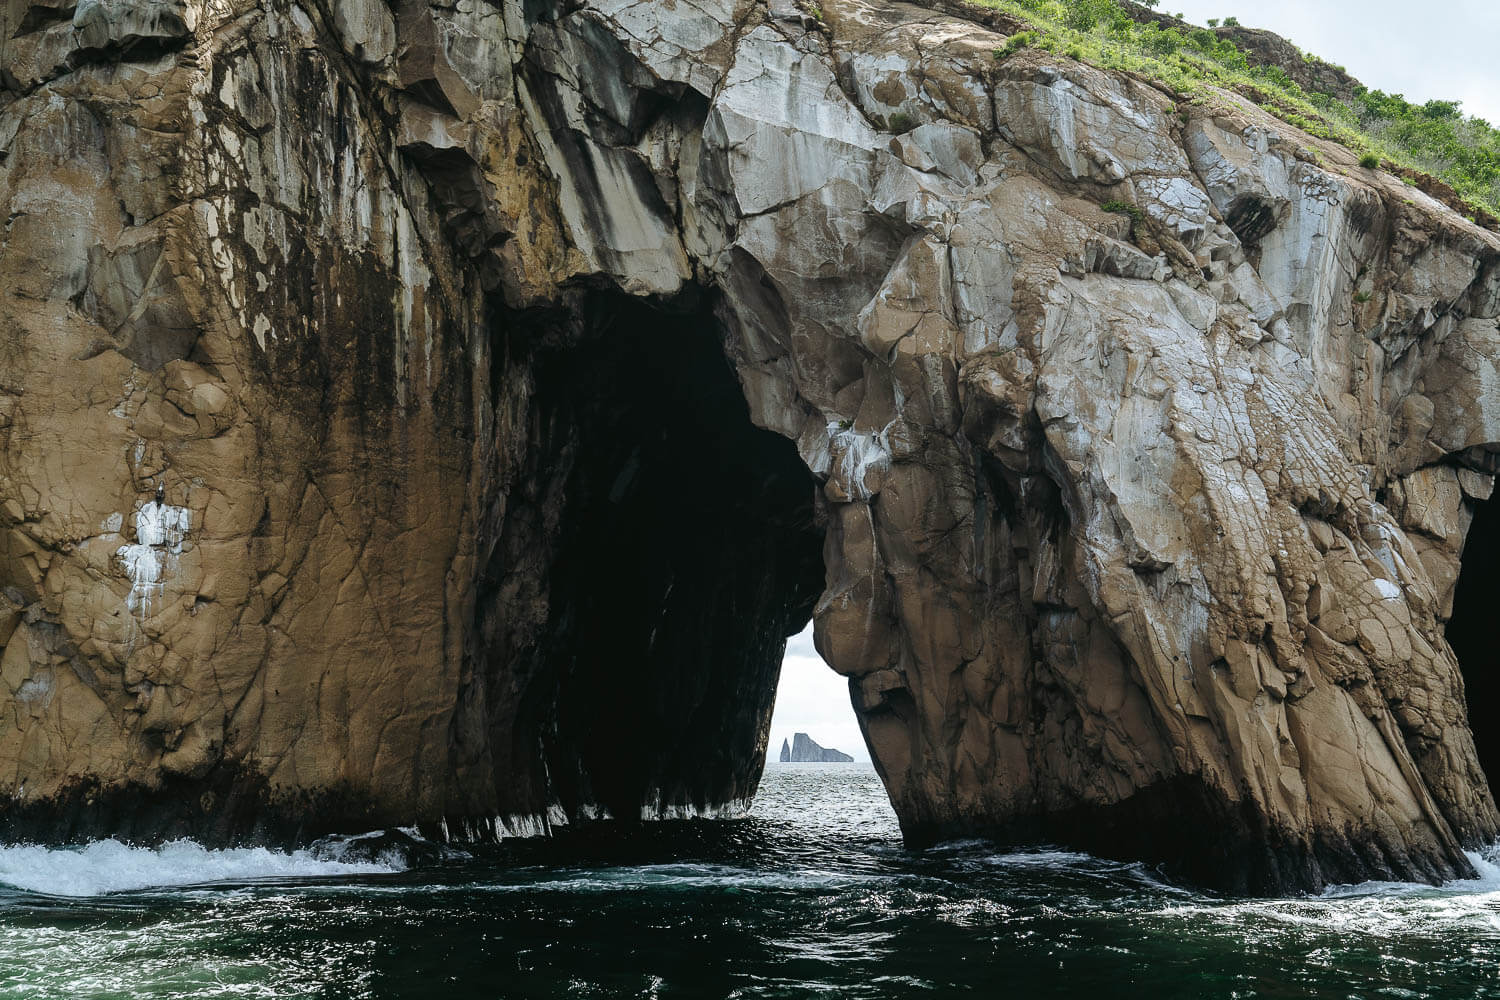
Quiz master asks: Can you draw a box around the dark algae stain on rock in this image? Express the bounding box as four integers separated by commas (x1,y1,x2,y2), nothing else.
0,0,1497,902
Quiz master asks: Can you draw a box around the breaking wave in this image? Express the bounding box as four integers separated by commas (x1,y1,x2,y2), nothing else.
0,838,402,897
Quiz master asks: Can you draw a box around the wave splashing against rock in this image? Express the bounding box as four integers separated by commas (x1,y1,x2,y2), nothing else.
0,839,400,897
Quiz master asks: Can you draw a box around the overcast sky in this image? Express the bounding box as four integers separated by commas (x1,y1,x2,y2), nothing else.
1167,0,1500,124
767,625,869,762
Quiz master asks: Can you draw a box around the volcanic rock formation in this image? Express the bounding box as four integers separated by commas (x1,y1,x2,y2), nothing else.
1,0,1499,894
781,734,855,763
1117,3,1364,106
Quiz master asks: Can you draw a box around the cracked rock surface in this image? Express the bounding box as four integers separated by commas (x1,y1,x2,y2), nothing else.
1,0,1498,894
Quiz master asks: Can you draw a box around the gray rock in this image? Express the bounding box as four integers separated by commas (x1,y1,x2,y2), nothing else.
782,734,854,763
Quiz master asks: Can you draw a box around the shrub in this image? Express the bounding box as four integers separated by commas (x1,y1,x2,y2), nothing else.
994,31,1037,60
1102,199,1145,240
1102,199,1144,221
1421,99,1461,120
1105,11,1135,36
1138,24,1183,55
1360,153,1380,169
887,111,917,134
1063,0,1121,32
1354,291,1373,303
1350,89,1500,210
1256,65,1294,89
1223,16,1239,26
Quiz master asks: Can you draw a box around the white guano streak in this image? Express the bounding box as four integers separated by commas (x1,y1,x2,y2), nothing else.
827,421,892,501
115,501,192,617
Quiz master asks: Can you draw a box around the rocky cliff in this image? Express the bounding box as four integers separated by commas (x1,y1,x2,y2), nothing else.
782,734,854,763
1117,2,1365,106
1,0,1498,895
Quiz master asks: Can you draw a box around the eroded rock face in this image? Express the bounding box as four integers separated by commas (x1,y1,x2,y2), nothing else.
2,0,1499,894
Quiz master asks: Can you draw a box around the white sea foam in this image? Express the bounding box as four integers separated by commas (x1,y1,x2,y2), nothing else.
639,795,752,822
0,839,400,897
1153,845,1500,938
1319,847,1500,900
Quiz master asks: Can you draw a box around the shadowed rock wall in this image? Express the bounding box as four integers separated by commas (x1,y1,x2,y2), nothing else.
1448,489,1500,785
468,290,825,827
1,0,1499,894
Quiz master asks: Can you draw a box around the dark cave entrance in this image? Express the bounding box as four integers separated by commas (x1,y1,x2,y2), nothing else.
507,289,826,824
1448,481,1500,785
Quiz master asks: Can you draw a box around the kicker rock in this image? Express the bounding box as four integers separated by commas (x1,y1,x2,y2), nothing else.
782,733,855,763
1,0,1498,894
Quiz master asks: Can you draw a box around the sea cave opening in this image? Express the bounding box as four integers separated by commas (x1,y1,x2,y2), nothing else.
766,623,869,766
1448,477,1500,786
506,289,828,825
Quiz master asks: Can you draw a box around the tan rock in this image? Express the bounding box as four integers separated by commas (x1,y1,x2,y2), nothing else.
0,0,1497,896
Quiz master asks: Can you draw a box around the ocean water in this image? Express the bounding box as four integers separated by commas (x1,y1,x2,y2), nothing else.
1,762,1498,998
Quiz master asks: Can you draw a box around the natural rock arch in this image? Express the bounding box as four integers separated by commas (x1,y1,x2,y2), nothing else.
1447,466,1500,786
1,0,1499,897
468,289,826,826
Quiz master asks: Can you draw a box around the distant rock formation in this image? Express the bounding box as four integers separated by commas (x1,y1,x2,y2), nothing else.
781,734,854,763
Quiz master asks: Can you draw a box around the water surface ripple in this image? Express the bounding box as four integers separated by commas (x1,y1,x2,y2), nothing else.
2,762,1498,998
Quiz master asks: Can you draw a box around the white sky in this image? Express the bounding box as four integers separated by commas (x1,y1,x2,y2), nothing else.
767,625,869,762
1166,0,1500,125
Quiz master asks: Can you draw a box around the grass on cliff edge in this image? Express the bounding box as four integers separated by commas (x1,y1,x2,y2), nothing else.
973,0,1500,225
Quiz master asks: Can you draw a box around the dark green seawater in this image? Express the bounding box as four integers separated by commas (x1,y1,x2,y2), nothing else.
2,762,1498,998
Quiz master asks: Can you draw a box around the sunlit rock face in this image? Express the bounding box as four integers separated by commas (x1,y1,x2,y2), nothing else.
1,0,1499,894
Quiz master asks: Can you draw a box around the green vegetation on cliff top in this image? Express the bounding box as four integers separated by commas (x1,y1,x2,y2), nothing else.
974,0,1500,224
